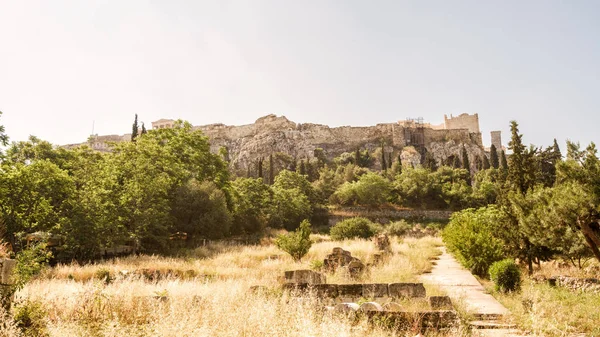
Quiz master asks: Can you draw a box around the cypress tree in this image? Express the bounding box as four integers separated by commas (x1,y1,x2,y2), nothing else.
380,143,387,171
424,152,437,171
552,138,562,161
299,160,307,175
354,148,361,166
141,122,147,135
131,114,139,142
461,145,470,171
500,150,508,170
388,152,393,169
268,154,274,184
483,154,491,169
490,144,500,169
474,155,483,171
508,121,527,194
452,155,461,169
258,157,264,181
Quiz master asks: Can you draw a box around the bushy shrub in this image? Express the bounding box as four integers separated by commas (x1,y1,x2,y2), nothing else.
384,220,413,236
489,259,521,293
330,217,374,240
442,206,507,277
14,244,52,290
13,300,48,337
95,268,113,285
275,220,313,262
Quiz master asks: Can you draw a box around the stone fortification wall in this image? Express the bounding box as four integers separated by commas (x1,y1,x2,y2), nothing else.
444,113,480,133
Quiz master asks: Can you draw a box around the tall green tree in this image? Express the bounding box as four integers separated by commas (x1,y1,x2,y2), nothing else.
257,157,264,181
461,145,470,171
500,150,508,170
268,154,275,185
490,144,499,169
380,143,387,171
131,114,139,142
0,111,8,156
171,179,231,241
423,152,438,172
141,122,147,135
482,154,491,169
230,178,270,235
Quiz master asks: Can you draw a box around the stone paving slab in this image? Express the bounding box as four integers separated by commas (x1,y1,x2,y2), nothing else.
420,247,509,317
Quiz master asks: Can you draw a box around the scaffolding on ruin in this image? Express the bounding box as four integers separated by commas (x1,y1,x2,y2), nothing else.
403,117,427,162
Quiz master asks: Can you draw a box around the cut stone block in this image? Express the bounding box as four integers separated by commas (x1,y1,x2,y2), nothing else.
284,270,326,285
313,284,338,298
388,283,426,298
362,283,388,298
429,296,453,310
337,284,363,297
0,259,16,285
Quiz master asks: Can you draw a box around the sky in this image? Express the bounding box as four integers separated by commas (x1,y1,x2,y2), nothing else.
1,0,599,150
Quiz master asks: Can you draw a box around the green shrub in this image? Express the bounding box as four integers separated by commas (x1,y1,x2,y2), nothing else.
14,244,52,290
95,268,113,285
330,217,374,240
310,259,324,271
384,220,413,236
442,206,507,277
489,259,521,293
275,220,313,262
13,300,48,337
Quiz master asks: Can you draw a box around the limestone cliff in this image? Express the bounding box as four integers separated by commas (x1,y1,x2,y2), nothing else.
194,114,488,173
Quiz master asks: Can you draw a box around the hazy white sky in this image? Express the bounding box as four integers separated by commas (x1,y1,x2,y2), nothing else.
1,0,599,149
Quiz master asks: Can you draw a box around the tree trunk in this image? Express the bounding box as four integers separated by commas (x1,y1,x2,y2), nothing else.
582,232,600,262
580,221,600,262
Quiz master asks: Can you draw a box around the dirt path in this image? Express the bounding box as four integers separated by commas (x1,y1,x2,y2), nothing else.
420,247,523,336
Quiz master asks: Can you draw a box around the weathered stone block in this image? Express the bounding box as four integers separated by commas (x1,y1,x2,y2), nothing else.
313,284,338,298
362,283,388,298
333,302,360,318
0,259,16,285
388,283,426,298
282,283,309,292
359,302,383,313
284,270,326,285
373,234,391,252
347,259,365,279
337,284,363,297
382,302,403,312
429,296,453,310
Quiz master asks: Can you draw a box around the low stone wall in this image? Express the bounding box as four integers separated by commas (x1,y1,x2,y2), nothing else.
0,259,16,285
548,276,600,293
328,208,452,226
283,282,427,301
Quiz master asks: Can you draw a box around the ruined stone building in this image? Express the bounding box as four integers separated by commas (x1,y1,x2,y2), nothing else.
65,113,502,173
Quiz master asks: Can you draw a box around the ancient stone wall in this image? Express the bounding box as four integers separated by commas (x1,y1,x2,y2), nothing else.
444,113,480,133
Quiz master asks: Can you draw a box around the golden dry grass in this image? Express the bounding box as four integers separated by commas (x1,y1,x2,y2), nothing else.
1,235,462,337
484,278,600,336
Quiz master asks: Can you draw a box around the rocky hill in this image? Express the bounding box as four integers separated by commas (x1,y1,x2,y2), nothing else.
194,114,488,174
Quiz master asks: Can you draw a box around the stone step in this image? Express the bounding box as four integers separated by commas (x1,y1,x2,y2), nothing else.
471,313,505,321
473,329,524,337
470,320,517,330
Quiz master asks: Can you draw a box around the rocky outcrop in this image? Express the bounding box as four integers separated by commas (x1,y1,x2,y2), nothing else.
194,114,488,174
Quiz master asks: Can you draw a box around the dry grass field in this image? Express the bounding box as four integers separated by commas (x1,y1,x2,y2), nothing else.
0,235,475,337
